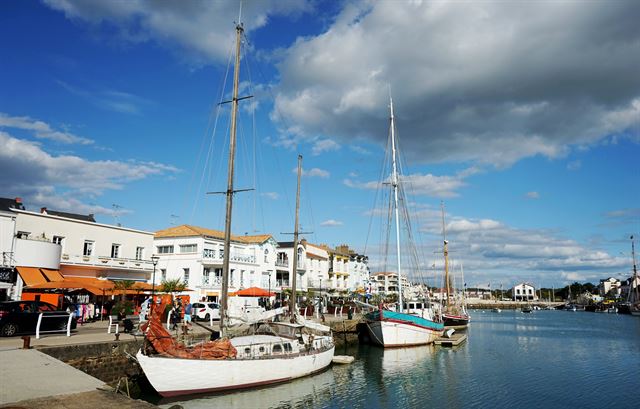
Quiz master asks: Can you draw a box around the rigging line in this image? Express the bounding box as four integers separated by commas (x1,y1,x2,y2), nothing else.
241,31,295,240
188,38,235,228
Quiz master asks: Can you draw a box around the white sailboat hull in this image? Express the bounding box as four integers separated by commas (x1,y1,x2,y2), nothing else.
137,345,335,397
366,320,442,347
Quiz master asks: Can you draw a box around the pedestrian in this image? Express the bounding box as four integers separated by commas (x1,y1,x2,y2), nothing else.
171,300,182,330
184,301,192,327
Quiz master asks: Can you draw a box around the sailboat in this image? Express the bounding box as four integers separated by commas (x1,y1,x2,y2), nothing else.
136,18,334,398
440,203,471,329
363,97,444,347
626,235,640,316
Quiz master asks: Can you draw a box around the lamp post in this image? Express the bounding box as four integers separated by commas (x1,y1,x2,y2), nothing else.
150,255,160,315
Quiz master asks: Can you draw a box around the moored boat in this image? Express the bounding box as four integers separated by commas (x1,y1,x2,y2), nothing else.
362,97,444,347
136,17,334,397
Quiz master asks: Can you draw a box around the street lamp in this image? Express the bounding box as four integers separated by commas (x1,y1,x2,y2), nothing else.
150,255,160,315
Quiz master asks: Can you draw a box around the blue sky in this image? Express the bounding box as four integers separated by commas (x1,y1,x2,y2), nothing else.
1,0,638,289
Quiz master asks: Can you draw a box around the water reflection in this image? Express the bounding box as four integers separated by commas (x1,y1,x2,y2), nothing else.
158,368,335,409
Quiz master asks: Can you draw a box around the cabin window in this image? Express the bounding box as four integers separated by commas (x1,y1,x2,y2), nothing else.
259,346,265,353
416,303,422,309
284,343,292,352
244,347,251,355
272,344,282,354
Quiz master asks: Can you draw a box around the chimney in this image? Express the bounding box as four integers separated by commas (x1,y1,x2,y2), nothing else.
40,207,47,214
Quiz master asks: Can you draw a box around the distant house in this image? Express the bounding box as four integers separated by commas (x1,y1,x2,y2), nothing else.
513,283,536,301
598,277,621,298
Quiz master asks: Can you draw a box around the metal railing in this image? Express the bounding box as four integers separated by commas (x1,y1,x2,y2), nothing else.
36,312,74,339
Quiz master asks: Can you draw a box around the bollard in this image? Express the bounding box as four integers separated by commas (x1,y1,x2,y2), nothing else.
115,333,120,341
22,336,31,349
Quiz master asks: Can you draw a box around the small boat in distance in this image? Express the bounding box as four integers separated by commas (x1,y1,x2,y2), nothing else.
492,308,502,313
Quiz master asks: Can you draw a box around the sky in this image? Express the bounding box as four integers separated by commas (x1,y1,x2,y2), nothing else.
1,0,638,289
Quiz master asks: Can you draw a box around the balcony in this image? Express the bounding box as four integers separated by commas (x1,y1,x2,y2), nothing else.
61,253,153,271
202,251,256,264
276,280,290,287
14,237,61,269
275,259,289,268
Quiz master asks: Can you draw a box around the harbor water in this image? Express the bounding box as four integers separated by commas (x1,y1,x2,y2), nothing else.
151,310,640,408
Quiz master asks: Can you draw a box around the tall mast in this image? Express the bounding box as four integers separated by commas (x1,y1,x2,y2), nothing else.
441,202,451,307
290,154,302,318
219,20,244,335
389,96,403,313
631,235,638,303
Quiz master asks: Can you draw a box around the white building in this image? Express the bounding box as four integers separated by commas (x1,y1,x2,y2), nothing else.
154,225,278,302
0,198,154,300
329,245,350,292
513,282,537,301
0,198,23,300
371,272,410,297
599,277,622,297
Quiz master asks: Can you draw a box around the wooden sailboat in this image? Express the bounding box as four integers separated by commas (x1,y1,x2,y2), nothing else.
440,203,471,329
363,97,444,347
136,17,334,398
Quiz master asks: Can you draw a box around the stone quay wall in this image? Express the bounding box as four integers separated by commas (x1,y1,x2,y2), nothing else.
39,340,144,384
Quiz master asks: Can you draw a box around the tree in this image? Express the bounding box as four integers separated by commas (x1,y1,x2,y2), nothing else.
113,280,135,302
160,278,187,297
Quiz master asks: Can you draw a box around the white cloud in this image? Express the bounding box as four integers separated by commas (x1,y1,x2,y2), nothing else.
320,219,343,227
273,1,640,167
347,166,480,198
0,131,178,214
526,191,540,200
44,0,312,65
57,81,150,115
0,113,93,145
311,139,340,156
295,167,330,178
261,192,279,200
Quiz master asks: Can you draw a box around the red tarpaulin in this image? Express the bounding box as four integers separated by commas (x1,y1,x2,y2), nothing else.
233,287,275,297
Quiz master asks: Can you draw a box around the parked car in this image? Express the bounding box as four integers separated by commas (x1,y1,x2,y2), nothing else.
0,300,77,337
192,302,220,321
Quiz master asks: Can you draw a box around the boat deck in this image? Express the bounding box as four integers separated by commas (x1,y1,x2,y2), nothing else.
434,333,468,347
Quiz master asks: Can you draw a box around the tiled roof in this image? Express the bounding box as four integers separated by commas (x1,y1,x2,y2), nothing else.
155,224,272,244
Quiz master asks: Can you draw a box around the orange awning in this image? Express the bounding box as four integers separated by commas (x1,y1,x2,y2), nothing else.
25,280,105,296
40,268,64,282
16,267,47,286
234,287,275,297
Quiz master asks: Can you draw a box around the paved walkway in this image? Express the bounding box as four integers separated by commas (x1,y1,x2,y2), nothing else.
0,348,106,405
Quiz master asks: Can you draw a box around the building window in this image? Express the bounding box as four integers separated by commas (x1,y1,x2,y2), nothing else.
83,240,94,256
160,269,166,282
135,247,144,260
52,236,64,245
157,245,174,254
16,231,30,239
264,249,269,263
297,247,303,264
180,244,197,253
183,268,190,284
203,268,210,286
111,244,120,258
203,248,215,258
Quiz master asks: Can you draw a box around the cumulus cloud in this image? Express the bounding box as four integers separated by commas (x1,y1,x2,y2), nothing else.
44,0,311,65
0,113,93,145
0,131,178,214
273,1,640,167
320,219,343,227
347,166,480,198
